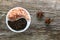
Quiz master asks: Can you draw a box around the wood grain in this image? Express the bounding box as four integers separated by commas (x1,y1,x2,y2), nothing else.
0,0,60,40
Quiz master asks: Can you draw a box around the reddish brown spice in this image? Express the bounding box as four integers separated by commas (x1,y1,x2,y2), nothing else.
37,11,44,18
45,18,52,24
8,8,30,21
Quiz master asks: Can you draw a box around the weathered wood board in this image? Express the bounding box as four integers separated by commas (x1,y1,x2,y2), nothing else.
0,0,60,40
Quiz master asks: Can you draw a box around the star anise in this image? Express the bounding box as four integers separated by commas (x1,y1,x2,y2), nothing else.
37,11,44,18
45,18,52,24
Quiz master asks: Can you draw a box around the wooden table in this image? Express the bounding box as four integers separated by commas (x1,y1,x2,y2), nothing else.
0,0,60,40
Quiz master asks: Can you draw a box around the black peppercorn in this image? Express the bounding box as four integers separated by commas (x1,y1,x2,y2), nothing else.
8,18,27,31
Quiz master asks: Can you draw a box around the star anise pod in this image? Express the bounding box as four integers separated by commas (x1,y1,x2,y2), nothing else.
45,18,52,24
37,11,44,18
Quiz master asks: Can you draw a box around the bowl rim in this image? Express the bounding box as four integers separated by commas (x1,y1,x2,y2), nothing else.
6,7,31,33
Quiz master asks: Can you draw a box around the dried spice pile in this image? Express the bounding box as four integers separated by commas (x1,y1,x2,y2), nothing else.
8,18,27,31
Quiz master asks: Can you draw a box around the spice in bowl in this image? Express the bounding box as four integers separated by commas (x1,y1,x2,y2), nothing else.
8,7,30,21
6,7,31,32
8,18,27,31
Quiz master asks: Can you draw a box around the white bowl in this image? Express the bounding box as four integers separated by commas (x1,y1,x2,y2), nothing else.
6,7,31,33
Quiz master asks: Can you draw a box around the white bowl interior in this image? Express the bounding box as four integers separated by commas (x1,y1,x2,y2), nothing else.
6,7,31,33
